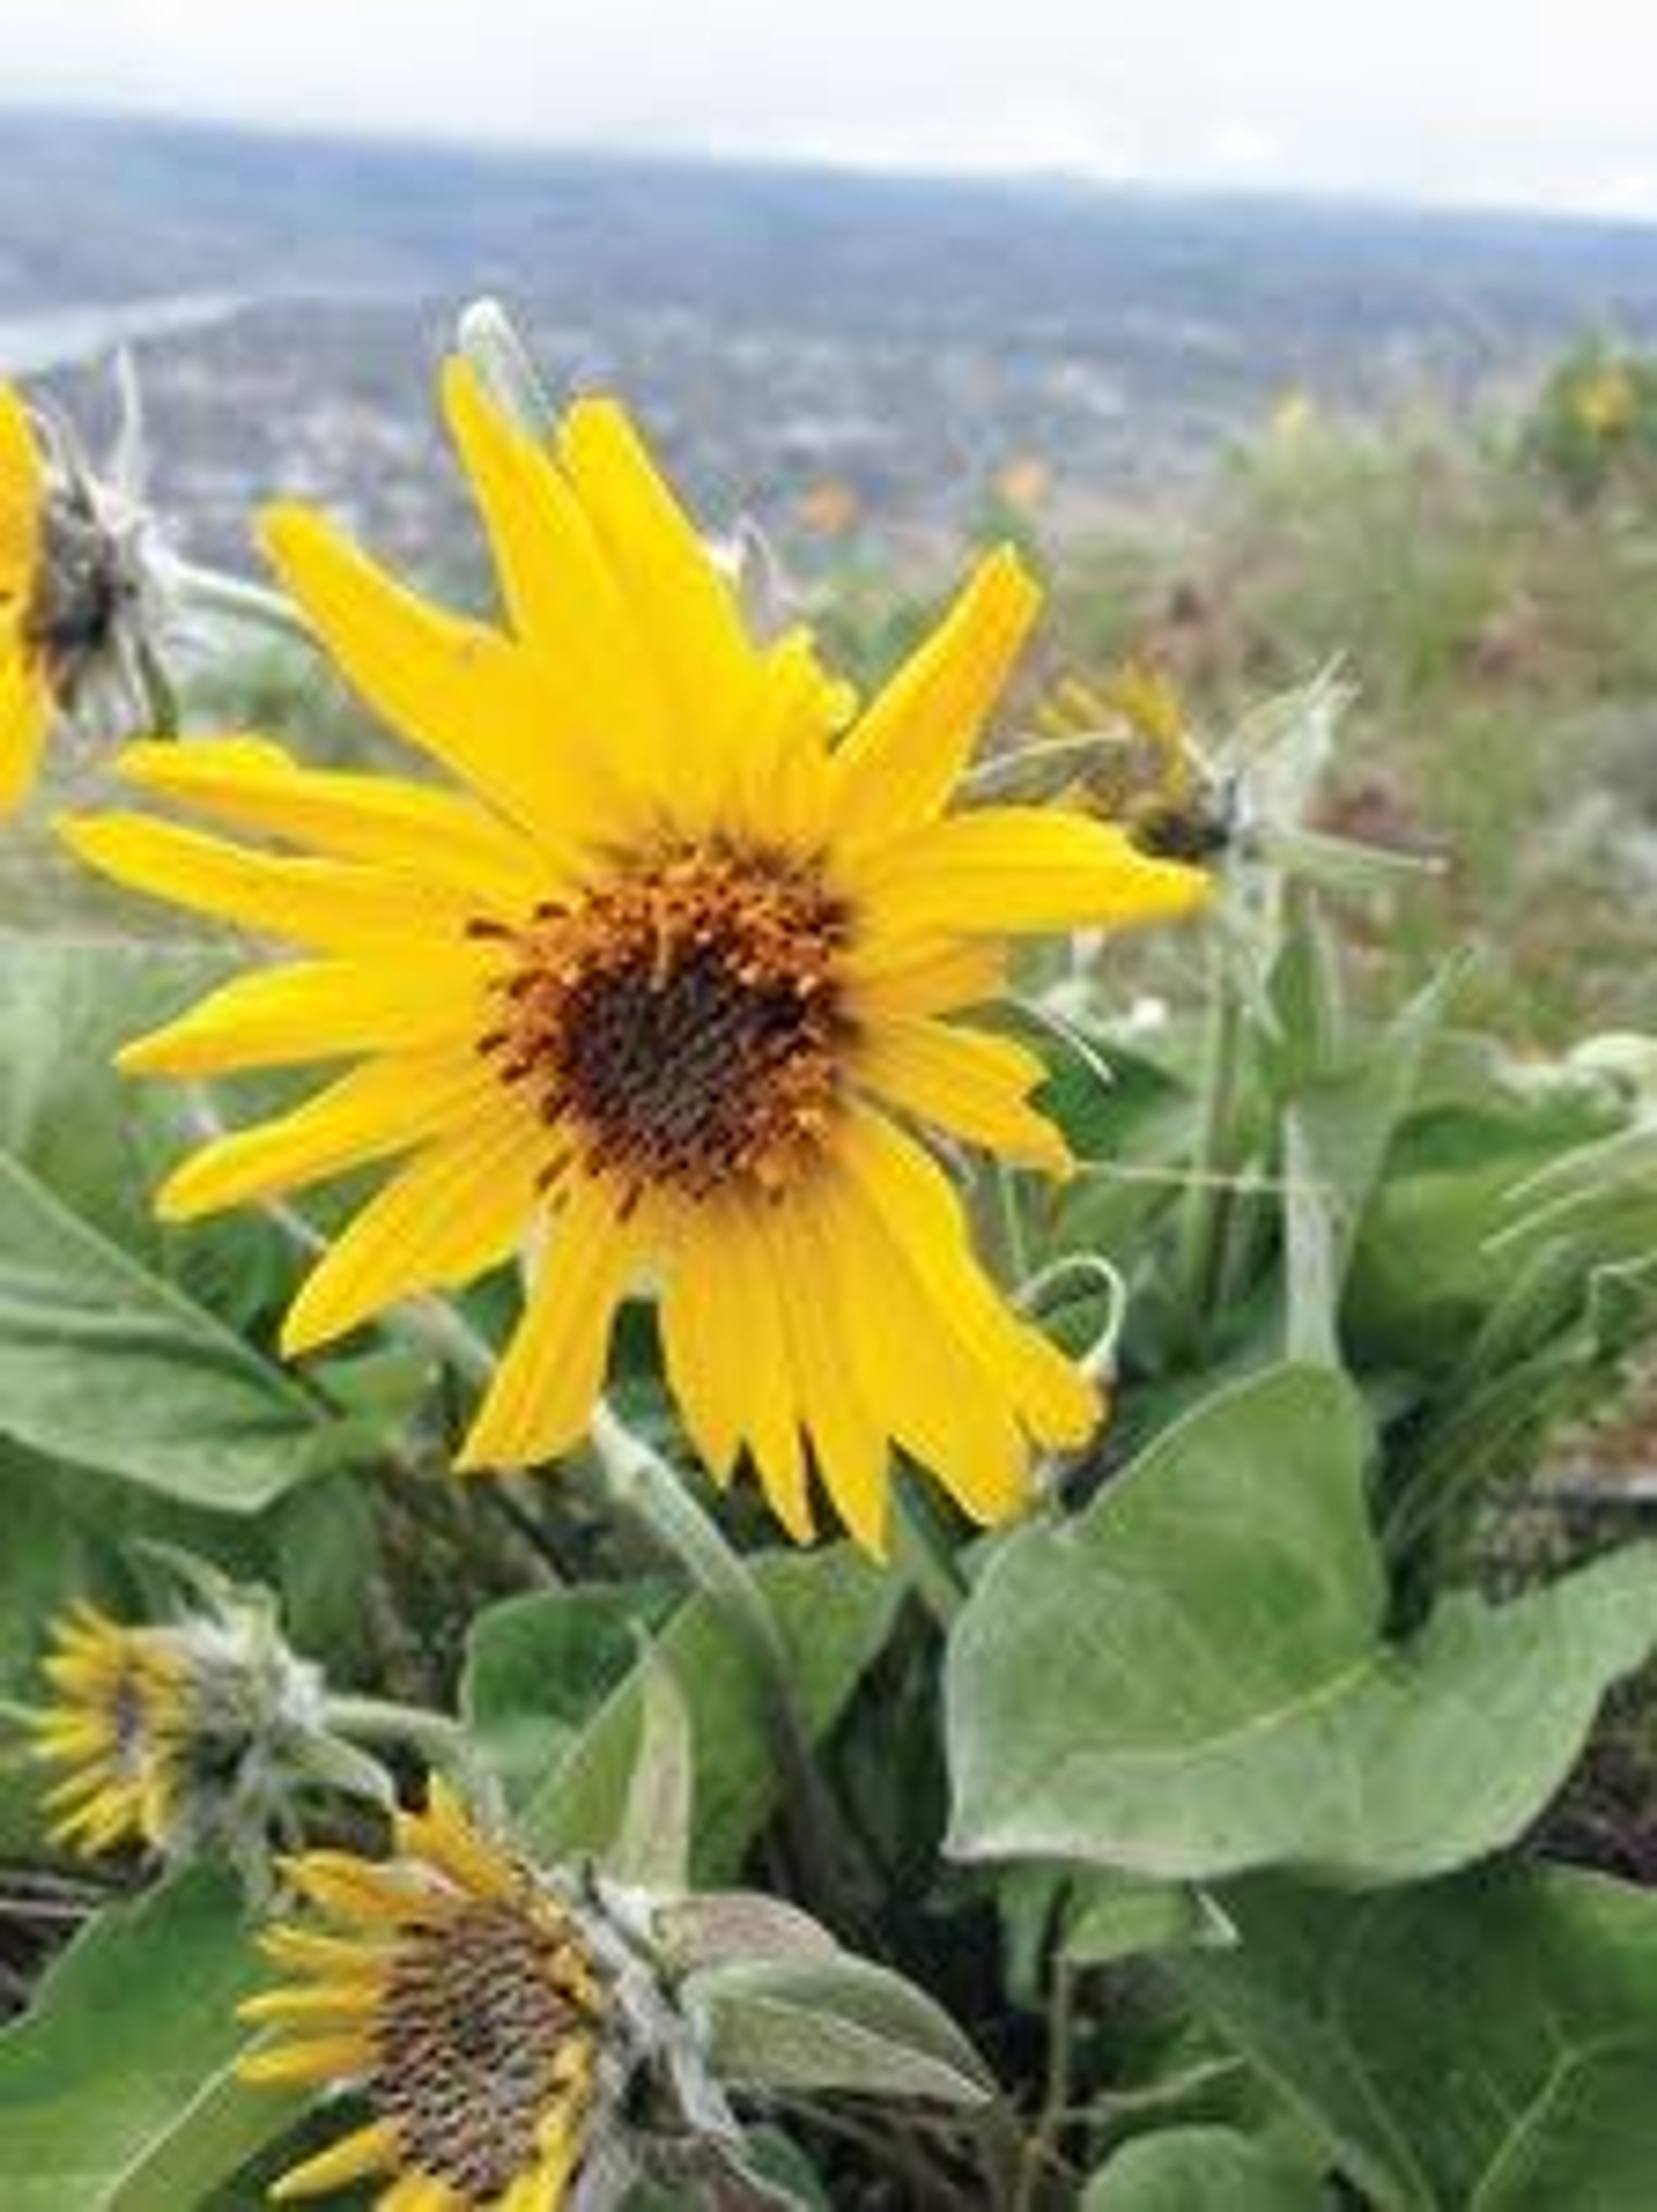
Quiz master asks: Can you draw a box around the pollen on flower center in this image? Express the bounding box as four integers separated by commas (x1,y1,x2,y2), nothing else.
370,1897,602,2203
475,845,851,1202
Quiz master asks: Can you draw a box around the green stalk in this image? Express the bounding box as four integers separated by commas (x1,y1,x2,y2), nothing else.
167,560,315,647
586,1399,853,1924
1175,934,1244,1340
325,1694,470,1771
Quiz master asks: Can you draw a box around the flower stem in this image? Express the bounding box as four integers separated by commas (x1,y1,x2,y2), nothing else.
586,1399,851,1923
1175,933,1244,1338
167,560,315,648
325,1694,469,1771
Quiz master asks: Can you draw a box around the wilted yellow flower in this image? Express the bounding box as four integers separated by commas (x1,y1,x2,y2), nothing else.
242,1781,607,2207
64,363,1206,1550
27,1603,193,1855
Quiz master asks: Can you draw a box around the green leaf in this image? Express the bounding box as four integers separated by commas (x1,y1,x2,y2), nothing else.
468,1549,898,1884
684,1952,995,2105
609,1645,696,1892
0,1869,267,2212
947,1364,1657,1883
0,934,364,1506
1178,1865,1657,2211
0,1152,344,1506
1084,2127,1329,2210
1063,1874,1236,1967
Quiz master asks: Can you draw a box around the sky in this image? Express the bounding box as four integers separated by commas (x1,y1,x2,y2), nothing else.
2,0,1656,220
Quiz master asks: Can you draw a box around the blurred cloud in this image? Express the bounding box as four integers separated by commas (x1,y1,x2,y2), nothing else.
0,0,1654,217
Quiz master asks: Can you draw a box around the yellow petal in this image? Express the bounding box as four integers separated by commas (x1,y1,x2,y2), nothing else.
394,1777,517,1899
853,806,1210,940
261,504,625,857
0,636,51,818
441,362,668,784
674,1200,813,1542
844,937,1005,1023
843,1105,1099,1453
156,1047,495,1220
282,1103,546,1356
658,1230,745,1482
377,2174,463,2212
817,1150,1030,1528
120,955,491,1079
857,1018,1071,1175
558,395,764,813
236,2032,374,2087
831,546,1040,845
0,383,43,600
272,2120,400,2201
114,737,547,912
258,1923,395,1977
237,1979,384,2026
59,813,478,951
457,1174,648,1470
764,1189,889,1553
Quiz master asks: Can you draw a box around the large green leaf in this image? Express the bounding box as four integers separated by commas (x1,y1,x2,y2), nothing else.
0,936,350,1506
0,1870,268,2212
1179,1865,1657,2211
0,1153,344,1506
466,1549,899,1884
1084,2127,1329,2210
947,1365,1657,1883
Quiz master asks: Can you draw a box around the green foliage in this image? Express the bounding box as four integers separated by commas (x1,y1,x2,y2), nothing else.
1084,2128,1329,2210
948,1366,1657,1883
0,1872,270,2212
10,351,1657,2209
1523,336,1657,507
1179,1865,1657,2210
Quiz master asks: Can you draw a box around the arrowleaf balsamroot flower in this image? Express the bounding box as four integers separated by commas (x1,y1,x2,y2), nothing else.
27,1601,194,1856
63,363,1207,1550
0,379,154,814
241,1782,610,2208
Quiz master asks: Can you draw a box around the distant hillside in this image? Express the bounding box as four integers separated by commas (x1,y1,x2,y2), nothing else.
7,109,1657,561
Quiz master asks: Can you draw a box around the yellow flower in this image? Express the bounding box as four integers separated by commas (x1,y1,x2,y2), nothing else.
0,383,54,814
27,1603,192,1856
240,1782,607,2209
1573,364,1638,440
63,363,1207,1550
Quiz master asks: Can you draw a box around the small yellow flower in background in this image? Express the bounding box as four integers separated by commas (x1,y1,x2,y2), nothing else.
242,1781,607,2207
1039,662,1231,866
64,364,1207,1552
1270,388,1317,442
994,454,1049,515
1573,363,1638,440
27,1603,191,1855
794,476,862,539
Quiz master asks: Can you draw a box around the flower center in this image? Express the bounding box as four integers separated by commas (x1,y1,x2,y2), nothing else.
371,1897,602,2203
476,846,850,1203
24,498,127,701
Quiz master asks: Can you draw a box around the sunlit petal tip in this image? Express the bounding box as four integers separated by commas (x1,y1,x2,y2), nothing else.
270,2121,401,2201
